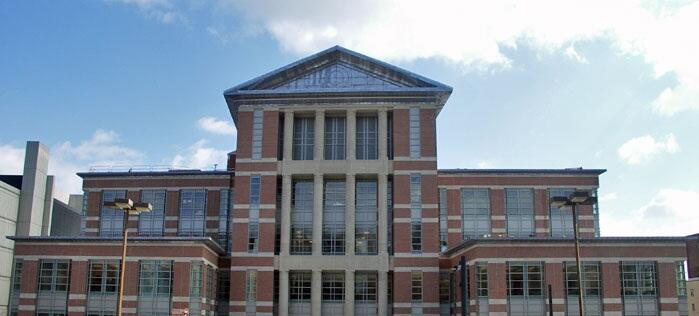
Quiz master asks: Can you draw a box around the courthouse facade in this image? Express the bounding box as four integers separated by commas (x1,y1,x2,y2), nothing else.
9,46,696,316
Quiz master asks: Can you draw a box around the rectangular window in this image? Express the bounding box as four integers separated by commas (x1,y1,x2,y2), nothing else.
217,271,231,316
291,180,314,255
477,263,488,297
438,189,448,252
324,116,346,160
409,107,421,158
290,271,312,301
275,177,282,255
592,189,600,237
37,259,69,316
387,111,393,160
179,189,206,236
410,174,422,252
323,180,346,255
206,266,215,303
356,180,378,255
89,260,119,293
278,113,285,161
249,176,260,253
80,192,88,236
676,261,687,297
355,271,378,315
322,272,345,301
251,109,263,160
39,259,70,292
549,188,575,238
411,271,423,303
462,188,491,239
621,261,658,316
100,190,126,237
139,190,165,236
387,177,394,255
356,115,378,160
189,261,203,316
138,260,172,296
293,117,314,160
507,262,544,315
219,189,231,252
564,262,602,315
439,271,451,304
138,260,172,316
9,260,22,315
244,270,256,315
506,189,534,238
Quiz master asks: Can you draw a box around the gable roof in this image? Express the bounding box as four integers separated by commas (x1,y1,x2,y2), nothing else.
223,46,452,123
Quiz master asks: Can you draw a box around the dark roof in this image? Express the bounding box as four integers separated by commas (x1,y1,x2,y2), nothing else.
223,45,453,123
8,236,225,255
0,175,23,190
438,168,606,176
442,236,688,257
78,170,233,178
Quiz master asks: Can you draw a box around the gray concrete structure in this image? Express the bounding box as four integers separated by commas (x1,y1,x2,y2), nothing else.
0,141,72,316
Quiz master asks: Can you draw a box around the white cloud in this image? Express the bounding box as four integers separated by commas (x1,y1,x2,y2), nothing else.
0,130,145,200
603,189,699,236
617,133,679,165
108,0,185,24
171,139,229,170
0,144,25,174
477,161,495,168
564,45,588,64
197,116,237,135
220,0,699,113
599,192,618,202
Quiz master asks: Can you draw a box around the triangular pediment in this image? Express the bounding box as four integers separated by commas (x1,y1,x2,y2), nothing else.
225,46,452,95
272,62,403,91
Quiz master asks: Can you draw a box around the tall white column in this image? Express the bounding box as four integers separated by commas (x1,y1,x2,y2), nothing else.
378,109,388,160
347,109,356,161
313,173,323,256
281,175,292,256
314,110,324,161
378,271,388,316
283,110,294,161
378,173,388,255
312,270,322,316
344,270,355,316
345,174,356,256
279,270,289,316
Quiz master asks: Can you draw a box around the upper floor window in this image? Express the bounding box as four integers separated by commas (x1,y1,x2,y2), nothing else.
251,109,264,160
410,174,422,253
291,180,314,255
80,192,88,236
293,117,314,160
248,176,260,253
324,116,346,160
290,271,312,302
139,190,166,236
409,107,421,158
356,115,378,160
219,189,232,252
100,190,126,237
438,189,448,251
355,180,378,255
38,259,70,292
411,271,423,303
138,260,173,296
477,263,488,297
505,188,534,238
322,272,345,302
179,189,206,236
462,188,491,239
355,271,378,306
387,111,393,160
323,180,346,255
549,188,574,238
621,261,658,315
677,261,687,297
507,262,543,297
89,260,120,293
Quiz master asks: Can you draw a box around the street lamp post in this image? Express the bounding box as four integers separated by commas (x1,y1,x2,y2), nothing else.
104,198,152,316
550,190,597,316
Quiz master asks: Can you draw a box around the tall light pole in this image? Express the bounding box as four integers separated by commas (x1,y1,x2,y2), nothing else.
104,198,152,316
550,190,596,316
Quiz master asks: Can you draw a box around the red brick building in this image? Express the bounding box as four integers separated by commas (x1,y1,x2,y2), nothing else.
9,46,696,316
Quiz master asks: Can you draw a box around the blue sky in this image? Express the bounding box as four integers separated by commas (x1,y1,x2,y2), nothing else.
1,0,698,237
